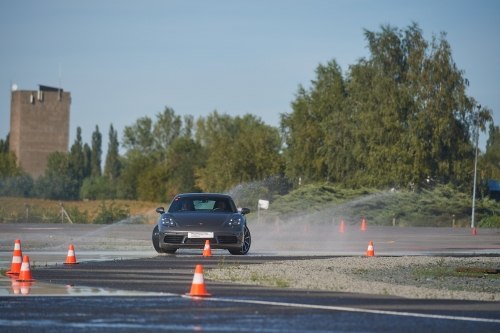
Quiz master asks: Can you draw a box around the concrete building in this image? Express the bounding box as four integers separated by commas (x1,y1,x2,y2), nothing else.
9,85,70,179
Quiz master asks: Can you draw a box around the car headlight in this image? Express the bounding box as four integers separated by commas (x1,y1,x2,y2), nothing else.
161,215,177,227
227,216,242,227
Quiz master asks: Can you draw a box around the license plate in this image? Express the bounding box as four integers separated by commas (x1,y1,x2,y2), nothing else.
188,232,214,238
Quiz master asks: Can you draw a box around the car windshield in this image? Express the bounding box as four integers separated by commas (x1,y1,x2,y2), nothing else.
168,197,236,213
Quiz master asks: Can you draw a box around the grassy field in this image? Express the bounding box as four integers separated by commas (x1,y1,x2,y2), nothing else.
0,196,165,224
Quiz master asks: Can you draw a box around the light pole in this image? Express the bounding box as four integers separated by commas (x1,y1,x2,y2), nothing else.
471,103,481,229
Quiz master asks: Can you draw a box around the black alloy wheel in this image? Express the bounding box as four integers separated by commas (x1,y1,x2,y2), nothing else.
229,225,251,255
152,225,177,254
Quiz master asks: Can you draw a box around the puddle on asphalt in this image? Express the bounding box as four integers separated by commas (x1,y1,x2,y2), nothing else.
0,251,164,297
0,275,167,296
0,251,156,271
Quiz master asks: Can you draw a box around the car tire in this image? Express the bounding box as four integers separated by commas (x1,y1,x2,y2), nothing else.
152,225,177,254
229,225,251,255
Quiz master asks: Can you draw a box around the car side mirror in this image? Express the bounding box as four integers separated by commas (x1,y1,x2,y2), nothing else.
156,207,165,214
240,208,250,215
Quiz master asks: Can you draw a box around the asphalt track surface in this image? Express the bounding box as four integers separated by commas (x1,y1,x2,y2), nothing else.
1,223,500,332
2,255,500,332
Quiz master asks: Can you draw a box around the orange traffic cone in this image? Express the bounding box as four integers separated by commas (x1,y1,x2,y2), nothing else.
6,239,23,277
16,256,35,282
339,221,345,233
186,265,211,297
366,241,375,257
64,244,79,264
202,240,213,257
361,219,366,231
472,227,477,235
304,224,308,232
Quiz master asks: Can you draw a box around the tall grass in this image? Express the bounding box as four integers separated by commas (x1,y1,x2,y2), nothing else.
0,197,163,224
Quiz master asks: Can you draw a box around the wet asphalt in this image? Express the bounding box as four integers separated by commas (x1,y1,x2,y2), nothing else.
1,255,500,332
2,223,500,331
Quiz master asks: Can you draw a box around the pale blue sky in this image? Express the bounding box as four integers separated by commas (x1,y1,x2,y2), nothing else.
1,0,499,155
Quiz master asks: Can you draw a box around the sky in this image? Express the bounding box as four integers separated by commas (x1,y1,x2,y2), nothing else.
1,0,499,156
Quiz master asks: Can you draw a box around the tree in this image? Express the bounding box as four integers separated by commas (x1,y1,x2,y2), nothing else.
104,124,121,180
281,60,349,184
0,133,21,179
91,125,102,177
69,127,84,184
0,133,10,153
480,123,500,183
34,152,79,200
281,23,492,190
484,123,500,169
83,143,92,179
153,107,182,160
165,136,204,195
195,112,282,192
122,116,154,154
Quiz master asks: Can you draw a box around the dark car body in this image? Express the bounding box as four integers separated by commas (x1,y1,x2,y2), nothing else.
152,193,251,255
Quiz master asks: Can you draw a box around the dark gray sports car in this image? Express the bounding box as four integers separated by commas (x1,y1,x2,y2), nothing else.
152,193,251,255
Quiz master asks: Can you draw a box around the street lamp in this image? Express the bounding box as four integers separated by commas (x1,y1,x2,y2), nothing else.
471,103,481,230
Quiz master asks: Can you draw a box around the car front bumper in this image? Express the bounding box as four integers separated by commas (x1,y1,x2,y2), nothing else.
158,226,244,250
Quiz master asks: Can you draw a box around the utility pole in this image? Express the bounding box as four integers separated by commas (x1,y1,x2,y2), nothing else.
471,103,481,230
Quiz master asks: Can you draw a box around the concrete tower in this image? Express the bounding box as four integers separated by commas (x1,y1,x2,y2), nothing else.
9,85,70,179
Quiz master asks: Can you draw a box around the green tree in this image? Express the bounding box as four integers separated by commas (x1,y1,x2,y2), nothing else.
196,112,282,192
281,23,492,190
165,136,204,195
480,123,500,183
34,152,79,200
281,60,349,184
80,176,117,200
484,123,500,169
69,127,84,184
0,133,24,180
91,125,102,177
0,133,10,153
104,124,121,180
153,107,182,159
122,116,154,154
83,143,92,179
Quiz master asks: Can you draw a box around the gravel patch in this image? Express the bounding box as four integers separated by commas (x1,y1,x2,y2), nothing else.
205,256,500,301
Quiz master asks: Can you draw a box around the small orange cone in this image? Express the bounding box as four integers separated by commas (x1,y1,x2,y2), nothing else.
16,256,35,282
361,219,366,231
64,244,79,264
186,265,211,297
6,239,23,277
366,241,375,257
202,240,213,257
472,227,477,235
339,221,345,233
304,224,308,232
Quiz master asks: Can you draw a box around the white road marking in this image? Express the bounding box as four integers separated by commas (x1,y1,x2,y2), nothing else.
183,295,500,324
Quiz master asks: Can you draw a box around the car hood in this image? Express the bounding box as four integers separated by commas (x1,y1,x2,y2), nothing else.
170,212,232,227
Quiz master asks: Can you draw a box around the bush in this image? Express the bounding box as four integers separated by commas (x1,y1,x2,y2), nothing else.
32,174,79,200
80,176,117,200
0,174,34,197
93,201,129,224
478,215,500,228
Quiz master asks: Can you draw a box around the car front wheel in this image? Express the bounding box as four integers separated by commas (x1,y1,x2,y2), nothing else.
152,225,177,254
229,225,251,255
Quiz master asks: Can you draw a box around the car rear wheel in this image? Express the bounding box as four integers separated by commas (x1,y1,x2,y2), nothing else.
152,225,177,254
229,225,251,255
